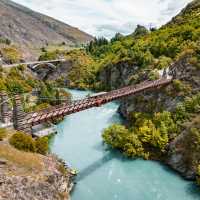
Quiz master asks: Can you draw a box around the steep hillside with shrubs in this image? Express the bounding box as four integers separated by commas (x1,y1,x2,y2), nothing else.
0,128,73,200
0,0,199,188
68,0,200,184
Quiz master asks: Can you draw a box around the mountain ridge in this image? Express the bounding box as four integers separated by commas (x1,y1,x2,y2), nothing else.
0,0,93,60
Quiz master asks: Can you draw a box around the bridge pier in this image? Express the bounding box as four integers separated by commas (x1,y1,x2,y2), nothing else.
13,95,32,134
0,92,11,124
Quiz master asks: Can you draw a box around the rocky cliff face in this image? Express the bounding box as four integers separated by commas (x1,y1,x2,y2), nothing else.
167,116,200,180
98,51,200,179
99,61,138,90
33,61,74,81
118,53,200,119
0,142,74,200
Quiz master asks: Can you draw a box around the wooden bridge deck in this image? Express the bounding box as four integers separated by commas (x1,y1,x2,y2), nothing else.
24,78,172,126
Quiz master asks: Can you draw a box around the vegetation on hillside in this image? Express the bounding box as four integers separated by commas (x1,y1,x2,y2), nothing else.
0,60,71,113
100,0,200,183
65,50,97,89
39,49,98,90
9,131,49,155
0,0,199,186
103,111,178,159
0,128,7,141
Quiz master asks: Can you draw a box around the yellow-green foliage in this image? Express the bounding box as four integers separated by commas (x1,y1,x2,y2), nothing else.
175,93,200,122
39,50,59,61
0,66,39,94
102,124,148,159
148,70,160,81
85,1,200,83
9,132,36,153
37,82,71,105
154,56,172,69
103,111,178,158
35,137,49,155
1,46,22,63
0,128,7,141
172,80,192,95
65,50,97,89
136,120,168,150
9,132,49,155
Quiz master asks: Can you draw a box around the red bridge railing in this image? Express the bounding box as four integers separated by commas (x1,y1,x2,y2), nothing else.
23,78,172,126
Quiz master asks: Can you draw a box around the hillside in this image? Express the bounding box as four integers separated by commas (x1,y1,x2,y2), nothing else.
52,0,200,183
0,0,93,60
0,0,200,189
0,129,73,200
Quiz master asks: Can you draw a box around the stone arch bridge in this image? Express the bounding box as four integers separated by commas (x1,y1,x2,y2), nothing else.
2,59,65,69
2,59,66,81
0,78,172,134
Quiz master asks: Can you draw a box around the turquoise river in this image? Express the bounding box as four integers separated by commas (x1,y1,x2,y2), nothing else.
50,89,200,200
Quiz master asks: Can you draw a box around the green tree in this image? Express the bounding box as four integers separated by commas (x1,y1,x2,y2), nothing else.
35,137,49,155
102,124,129,148
102,124,148,158
9,132,36,152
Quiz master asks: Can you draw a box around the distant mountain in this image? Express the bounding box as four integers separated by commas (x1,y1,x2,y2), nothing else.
0,0,93,60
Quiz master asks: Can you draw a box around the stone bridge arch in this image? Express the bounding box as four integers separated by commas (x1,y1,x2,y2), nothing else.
29,62,57,71
28,62,58,80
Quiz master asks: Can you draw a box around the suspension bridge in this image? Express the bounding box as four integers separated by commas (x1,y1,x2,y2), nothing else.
0,77,172,135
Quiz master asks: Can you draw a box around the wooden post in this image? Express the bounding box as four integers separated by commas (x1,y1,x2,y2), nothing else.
13,95,32,134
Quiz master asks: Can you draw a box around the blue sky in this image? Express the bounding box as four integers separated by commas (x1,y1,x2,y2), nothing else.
13,0,192,38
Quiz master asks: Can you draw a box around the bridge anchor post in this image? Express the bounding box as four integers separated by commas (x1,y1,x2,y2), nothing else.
13,95,32,134
0,92,11,124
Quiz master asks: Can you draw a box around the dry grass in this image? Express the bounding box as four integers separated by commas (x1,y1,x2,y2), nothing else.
0,143,44,172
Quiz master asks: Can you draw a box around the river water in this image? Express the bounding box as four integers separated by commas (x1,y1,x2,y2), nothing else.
50,89,200,200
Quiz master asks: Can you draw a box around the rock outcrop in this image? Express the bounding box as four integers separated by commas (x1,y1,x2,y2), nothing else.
0,142,74,200
119,54,200,119
98,51,200,179
99,61,139,90
167,116,200,180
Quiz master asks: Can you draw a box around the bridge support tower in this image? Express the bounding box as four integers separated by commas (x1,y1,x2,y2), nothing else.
0,92,11,124
13,95,32,134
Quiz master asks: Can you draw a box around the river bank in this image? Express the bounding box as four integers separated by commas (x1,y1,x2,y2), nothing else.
50,89,200,200
0,130,74,200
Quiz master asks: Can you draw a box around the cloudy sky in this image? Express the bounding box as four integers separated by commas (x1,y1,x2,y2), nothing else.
13,0,192,38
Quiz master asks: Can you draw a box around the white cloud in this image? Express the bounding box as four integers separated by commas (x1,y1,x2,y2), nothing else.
12,0,193,38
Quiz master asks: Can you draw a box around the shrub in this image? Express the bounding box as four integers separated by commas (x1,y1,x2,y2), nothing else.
136,119,169,151
0,128,7,141
148,70,160,80
173,80,185,92
155,56,172,69
39,51,58,61
35,137,49,155
102,124,129,149
9,132,36,152
102,124,148,158
1,47,22,63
